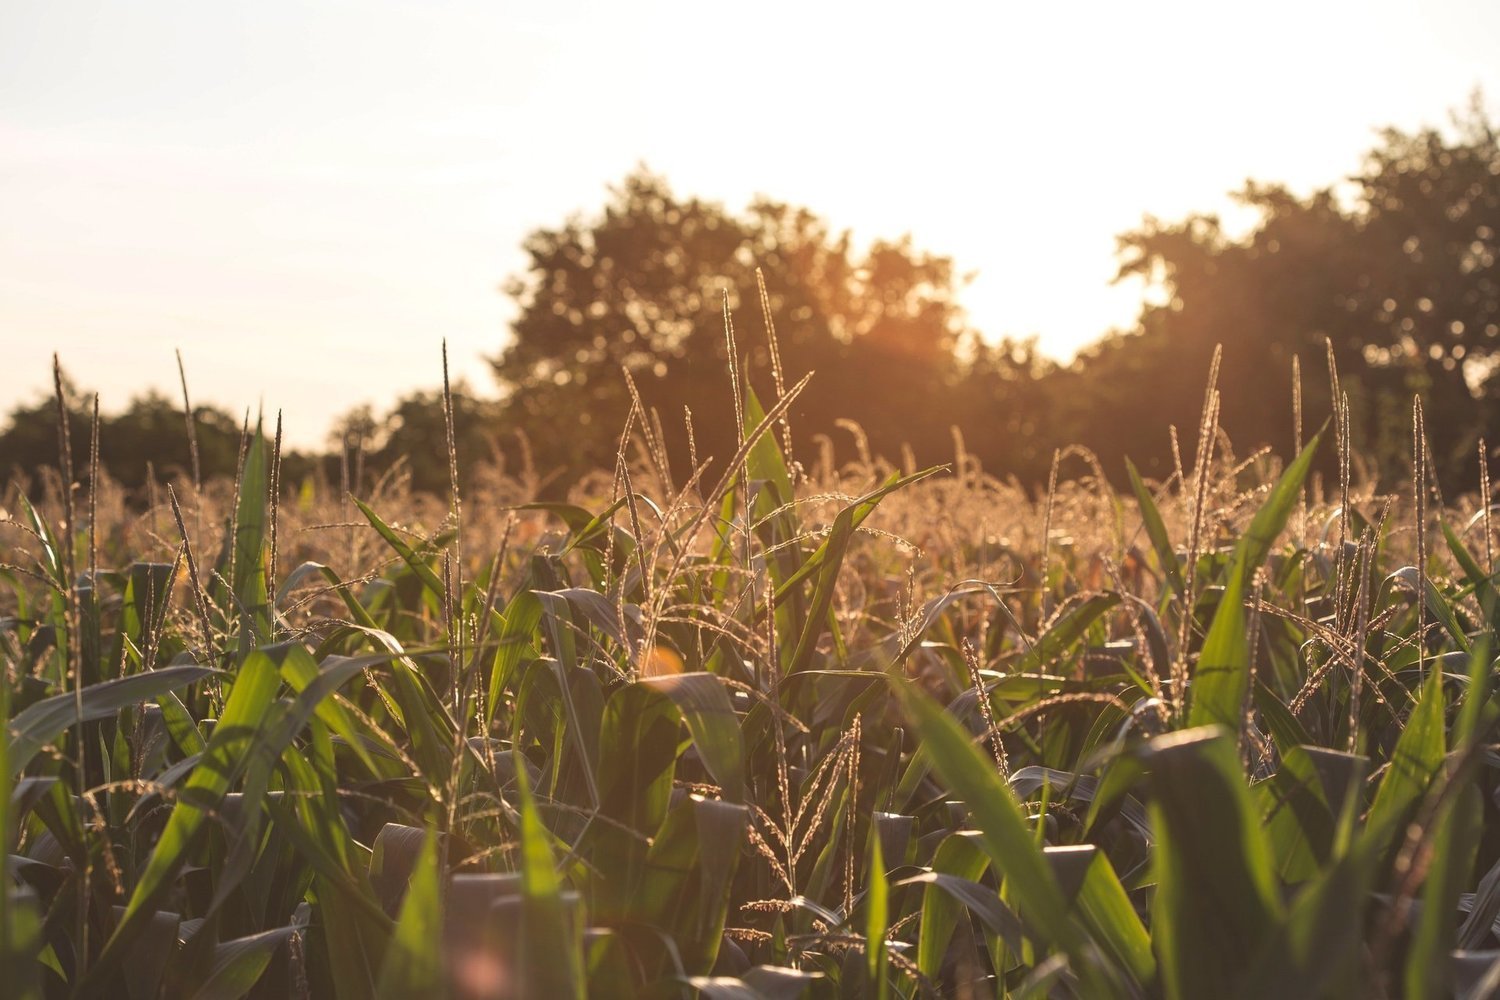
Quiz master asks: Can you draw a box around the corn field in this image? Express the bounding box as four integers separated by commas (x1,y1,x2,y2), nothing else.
5,344,1500,999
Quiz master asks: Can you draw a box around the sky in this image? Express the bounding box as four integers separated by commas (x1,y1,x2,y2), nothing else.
3,1,1498,448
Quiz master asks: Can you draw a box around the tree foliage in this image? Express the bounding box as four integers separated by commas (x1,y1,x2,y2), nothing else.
0,384,248,492
1070,100,1500,486
485,105,1499,491
491,169,975,477
5,103,1499,497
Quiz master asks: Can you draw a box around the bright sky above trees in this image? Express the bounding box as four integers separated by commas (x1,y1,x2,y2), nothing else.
3,0,1498,445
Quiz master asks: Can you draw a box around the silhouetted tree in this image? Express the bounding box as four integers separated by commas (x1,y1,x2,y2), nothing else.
324,385,503,496
10,106,1497,501
0,384,248,493
384,387,498,495
492,169,973,478
1067,101,1500,487
951,336,1061,482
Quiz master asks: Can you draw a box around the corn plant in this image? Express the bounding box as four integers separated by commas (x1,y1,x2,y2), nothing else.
4,337,1500,999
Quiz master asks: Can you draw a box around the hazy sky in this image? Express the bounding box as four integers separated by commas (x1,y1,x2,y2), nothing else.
4,1,1498,447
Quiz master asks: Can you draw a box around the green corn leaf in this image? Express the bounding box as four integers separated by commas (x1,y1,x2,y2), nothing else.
1190,432,1321,731
1257,747,1338,880
627,793,748,976
1238,428,1325,574
485,587,542,728
276,646,378,774
94,645,286,978
1,662,40,1000
1405,781,1482,1000
271,739,391,1000
1405,640,1492,1000
1126,457,1185,595
772,468,945,609
889,674,1118,996
864,828,888,994
1384,565,1473,653
117,561,175,673
1070,847,1154,988
211,651,382,915
282,560,435,743
786,468,943,673
8,665,216,775
512,759,586,1000
232,419,271,645
374,829,444,1000
641,672,744,802
188,925,300,1000
1010,592,1122,676
595,684,679,834
1190,431,1323,731
1143,727,1281,1000
1253,679,1314,754
509,497,635,559
15,491,66,589
1362,667,1446,862
743,386,795,518
688,797,748,968
1441,519,1498,613
351,497,447,599
586,684,681,922
1233,842,1375,1000
335,624,458,785
902,866,1029,971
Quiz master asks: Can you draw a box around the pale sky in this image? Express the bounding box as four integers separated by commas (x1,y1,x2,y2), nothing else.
3,1,1498,447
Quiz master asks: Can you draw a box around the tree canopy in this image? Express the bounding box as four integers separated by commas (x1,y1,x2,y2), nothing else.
1064,101,1499,486
485,105,1500,492
0,384,249,493
5,103,1499,497
490,169,977,478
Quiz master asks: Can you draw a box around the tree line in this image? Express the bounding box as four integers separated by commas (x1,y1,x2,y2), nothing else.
4,102,1497,497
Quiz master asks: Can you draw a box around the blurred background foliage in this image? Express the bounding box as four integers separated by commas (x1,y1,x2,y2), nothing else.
3,104,1497,495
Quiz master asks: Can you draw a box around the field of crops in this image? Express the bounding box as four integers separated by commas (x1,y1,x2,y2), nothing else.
5,348,1500,999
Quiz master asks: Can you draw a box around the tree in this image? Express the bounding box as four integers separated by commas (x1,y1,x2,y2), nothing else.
0,383,247,494
950,336,1061,483
376,386,500,496
492,169,973,479
1356,103,1500,476
325,385,503,496
1066,100,1500,488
